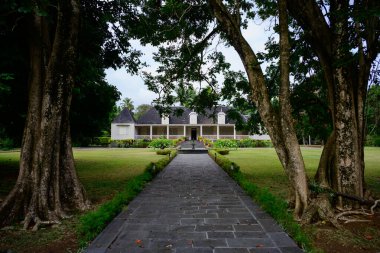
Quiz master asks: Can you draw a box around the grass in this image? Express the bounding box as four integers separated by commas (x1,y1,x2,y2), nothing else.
0,148,163,252
226,147,380,198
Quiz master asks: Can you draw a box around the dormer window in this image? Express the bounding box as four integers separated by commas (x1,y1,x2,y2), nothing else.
218,112,225,124
161,115,169,124
189,112,197,124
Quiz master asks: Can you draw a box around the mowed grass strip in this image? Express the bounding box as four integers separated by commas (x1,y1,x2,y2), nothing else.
226,147,380,198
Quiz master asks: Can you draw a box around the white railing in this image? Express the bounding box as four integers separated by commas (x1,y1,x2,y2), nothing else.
219,135,234,139
235,135,250,140
135,135,150,139
168,135,185,140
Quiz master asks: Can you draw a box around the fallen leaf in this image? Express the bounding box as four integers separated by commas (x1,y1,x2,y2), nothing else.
256,244,264,248
365,235,373,240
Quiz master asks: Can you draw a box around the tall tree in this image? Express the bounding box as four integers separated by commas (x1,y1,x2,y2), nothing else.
0,0,141,227
0,0,88,229
120,97,135,112
286,0,379,209
134,104,152,120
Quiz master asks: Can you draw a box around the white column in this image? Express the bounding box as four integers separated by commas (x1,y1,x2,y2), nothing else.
184,125,186,137
233,125,236,140
150,125,153,140
167,125,169,139
200,125,203,137
217,125,219,139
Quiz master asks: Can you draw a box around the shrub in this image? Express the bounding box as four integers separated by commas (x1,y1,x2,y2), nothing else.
156,149,172,155
199,136,213,147
92,137,111,146
173,137,185,146
238,138,255,148
132,139,151,148
214,139,238,149
149,138,173,149
216,149,229,155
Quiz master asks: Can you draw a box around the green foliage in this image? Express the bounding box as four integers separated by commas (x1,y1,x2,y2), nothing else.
237,138,255,147
213,139,238,149
149,138,173,149
120,97,135,112
0,137,14,150
134,104,152,120
198,136,213,147
78,150,177,246
366,85,380,136
215,149,229,155
366,135,380,147
208,150,317,253
110,139,152,148
172,137,185,146
156,149,172,155
92,137,111,146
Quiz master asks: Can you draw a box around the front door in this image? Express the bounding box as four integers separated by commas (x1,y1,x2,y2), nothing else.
191,128,197,140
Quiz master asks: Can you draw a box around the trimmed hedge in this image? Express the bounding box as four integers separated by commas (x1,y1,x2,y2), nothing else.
208,150,317,253
156,149,172,155
215,149,229,155
78,150,177,246
214,139,238,149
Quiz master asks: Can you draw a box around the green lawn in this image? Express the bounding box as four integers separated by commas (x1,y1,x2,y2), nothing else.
0,148,161,204
226,147,380,199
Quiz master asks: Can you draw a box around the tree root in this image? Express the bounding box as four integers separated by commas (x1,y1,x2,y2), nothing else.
333,199,379,225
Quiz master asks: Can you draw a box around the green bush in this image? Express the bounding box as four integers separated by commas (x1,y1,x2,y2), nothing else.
156,149,172,155
149,138,173,149
78,150,177,246
199,136,213,147
92,137,111,146
173,137,185,146
216,149,229,155
214,139,238,149
132,139,151,148
237,138,255,148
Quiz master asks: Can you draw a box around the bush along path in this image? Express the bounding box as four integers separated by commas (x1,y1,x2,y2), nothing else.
85,153,303,253
209,150,319,253
78,150,177,247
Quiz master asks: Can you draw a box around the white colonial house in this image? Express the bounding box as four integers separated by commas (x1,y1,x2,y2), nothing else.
111,106,270,141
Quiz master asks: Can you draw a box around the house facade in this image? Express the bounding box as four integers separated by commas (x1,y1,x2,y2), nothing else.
111,106,270,141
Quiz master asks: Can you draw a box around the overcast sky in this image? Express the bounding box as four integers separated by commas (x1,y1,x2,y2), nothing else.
105,19,275,107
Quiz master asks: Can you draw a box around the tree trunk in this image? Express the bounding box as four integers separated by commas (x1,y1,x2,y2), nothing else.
286,0,378,209
0,0,89,229
208,0,309,217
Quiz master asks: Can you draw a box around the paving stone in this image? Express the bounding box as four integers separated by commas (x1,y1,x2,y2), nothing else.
207,231,235,238
175,248,213,253
214,248,249,253
234,225,263,232
195,225,234,232
193,239,228,248
267,233,298,247
85,154,301,253
279,247,304,253
227,238,274,248
234,232,268,238
249,248,281,253
205,218,239,225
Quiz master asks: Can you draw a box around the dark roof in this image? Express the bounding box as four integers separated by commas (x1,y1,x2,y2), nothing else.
112,108,135,123
133,106,239,124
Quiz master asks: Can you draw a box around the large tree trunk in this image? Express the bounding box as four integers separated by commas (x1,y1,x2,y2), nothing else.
208,0,309,217
287,0,378,209
0,0,89,229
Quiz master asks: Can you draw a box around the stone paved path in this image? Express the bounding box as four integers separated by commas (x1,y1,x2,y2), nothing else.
86,154,303,253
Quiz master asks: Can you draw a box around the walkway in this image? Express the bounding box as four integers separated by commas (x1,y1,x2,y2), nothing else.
86,154,303,253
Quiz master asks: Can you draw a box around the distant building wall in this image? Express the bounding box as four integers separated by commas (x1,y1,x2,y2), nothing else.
111,123,135,140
